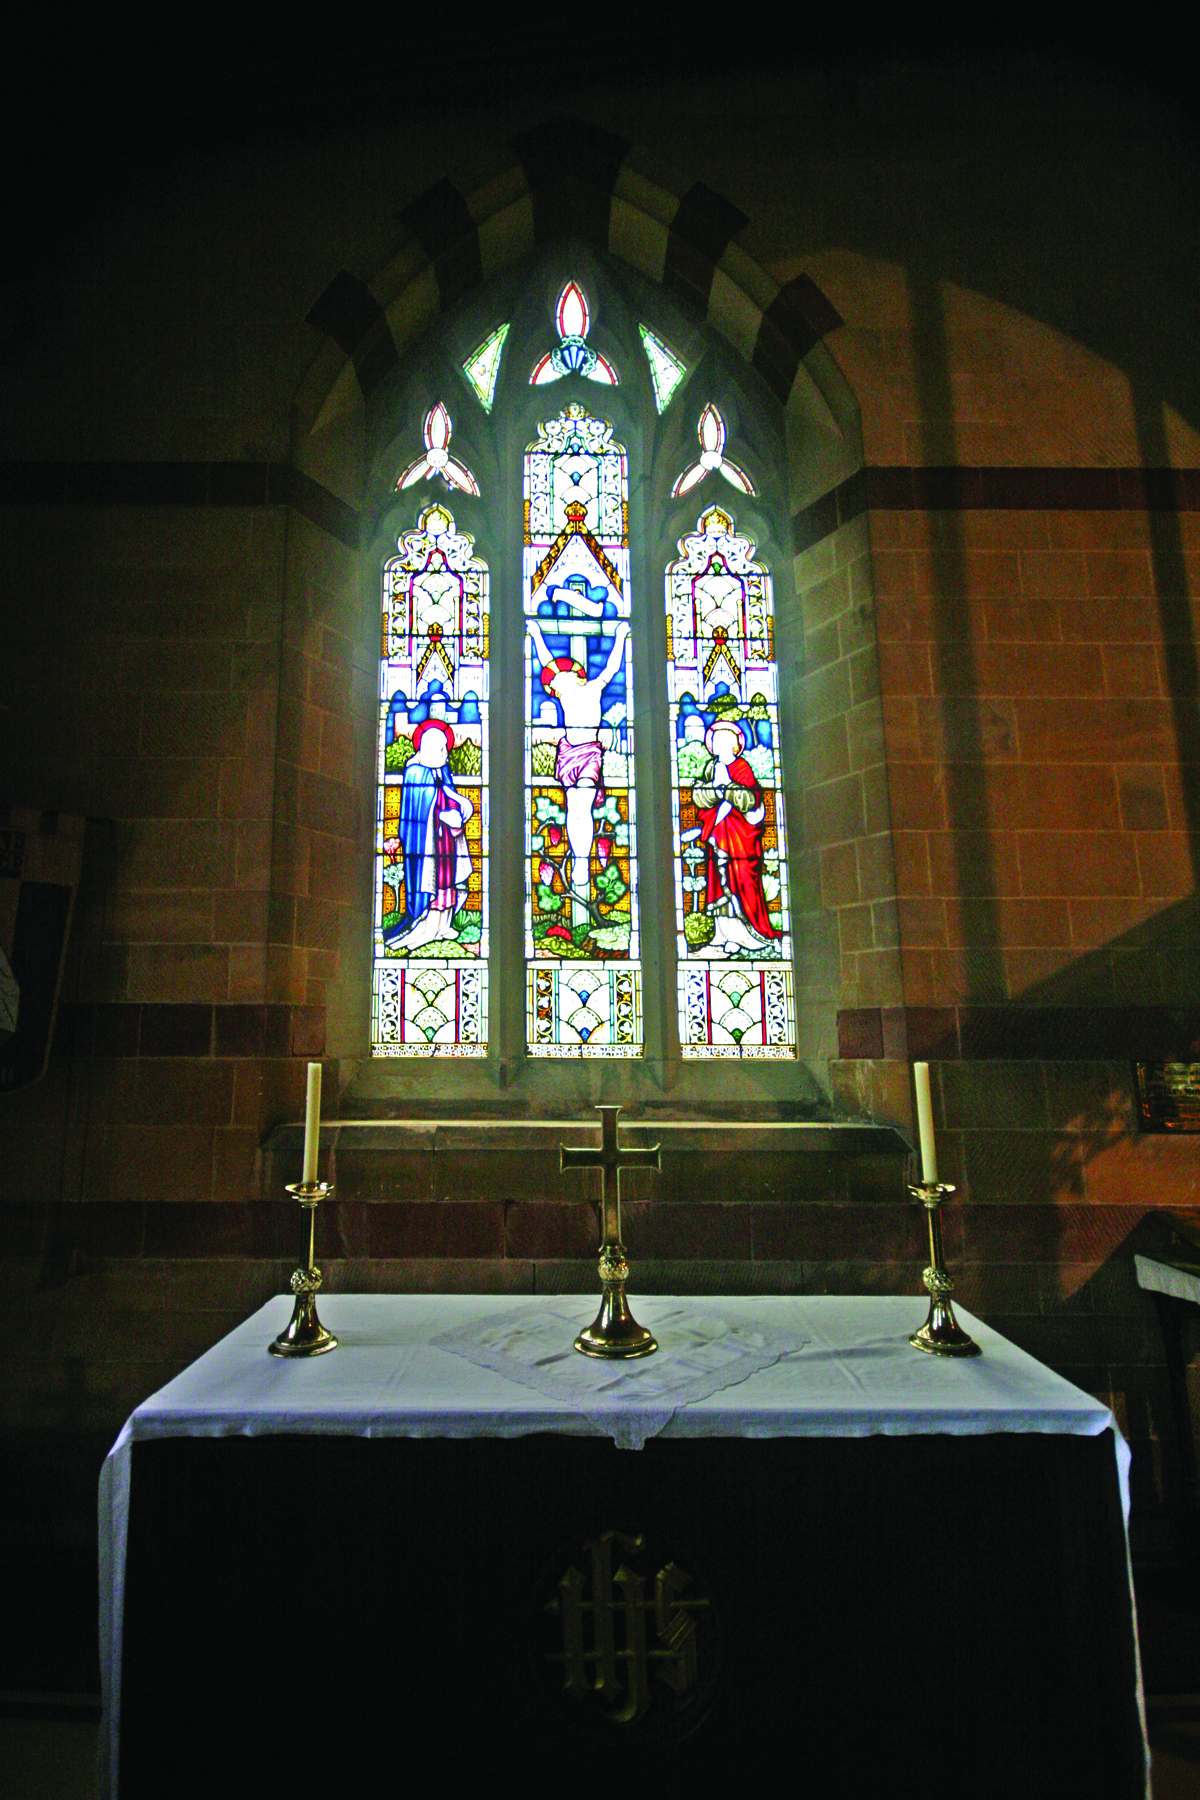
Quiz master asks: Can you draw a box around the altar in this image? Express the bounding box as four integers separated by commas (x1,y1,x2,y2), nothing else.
100,1294,1148,1799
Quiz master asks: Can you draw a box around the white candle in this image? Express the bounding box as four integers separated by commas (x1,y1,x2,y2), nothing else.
913,1061,937,1184
302,1061,322,1185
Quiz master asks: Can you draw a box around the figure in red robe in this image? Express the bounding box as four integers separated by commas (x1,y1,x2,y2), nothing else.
693,721,780,943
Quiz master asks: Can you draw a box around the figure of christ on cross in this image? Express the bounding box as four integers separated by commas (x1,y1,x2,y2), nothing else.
529,597,629,918
561,1104,661,1357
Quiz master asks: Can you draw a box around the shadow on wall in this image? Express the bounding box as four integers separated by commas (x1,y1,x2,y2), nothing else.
933,901,1200,1555
893,237,1200,1549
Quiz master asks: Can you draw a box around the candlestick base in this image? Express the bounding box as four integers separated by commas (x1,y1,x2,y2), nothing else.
909,1296,981,1358
574,1246,657,1359
269,1181,338,1358
908,1182,980,1358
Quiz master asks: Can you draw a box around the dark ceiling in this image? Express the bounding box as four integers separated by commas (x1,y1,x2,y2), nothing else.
8,10,1199,211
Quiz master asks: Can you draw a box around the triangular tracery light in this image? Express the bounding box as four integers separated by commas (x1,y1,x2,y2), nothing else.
396,404,480,496
638,324,687,412
671,404,755,499
462,323,509,411
530,281,618,387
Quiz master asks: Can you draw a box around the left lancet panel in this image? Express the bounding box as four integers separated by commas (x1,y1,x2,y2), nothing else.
372,504,489,1057
524,405,642,1057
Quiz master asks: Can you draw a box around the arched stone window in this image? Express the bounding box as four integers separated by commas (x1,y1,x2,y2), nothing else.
296,140,880,1118
365,244,807,1085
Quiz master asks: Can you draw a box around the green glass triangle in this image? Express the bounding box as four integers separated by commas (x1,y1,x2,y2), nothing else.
463,323,510,412
638,324,687,413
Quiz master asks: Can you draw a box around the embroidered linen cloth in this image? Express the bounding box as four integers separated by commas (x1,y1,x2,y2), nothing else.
431,1297,810,1449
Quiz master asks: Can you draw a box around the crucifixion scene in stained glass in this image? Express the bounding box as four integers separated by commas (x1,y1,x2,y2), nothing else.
666,503,796,1058
523,404,642,1056
371,503,489,1057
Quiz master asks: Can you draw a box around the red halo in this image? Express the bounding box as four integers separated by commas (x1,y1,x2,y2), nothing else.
540,655,583,690
412,718,455,752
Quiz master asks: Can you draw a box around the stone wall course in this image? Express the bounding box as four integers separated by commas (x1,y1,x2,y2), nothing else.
1135,834,1195,898
92,1126,218,1203
504,1202,599,1261
125,943,231,1004
981,598,1063,641
140,694,248,759
918,696,1021,762
1016,832,1141,898
365,1202,505,1259
964,642,1108,698
120,819,238,891
855,833,900,904
105,890,217,944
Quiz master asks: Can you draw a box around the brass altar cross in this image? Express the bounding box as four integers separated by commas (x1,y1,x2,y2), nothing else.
561,1105,661,1359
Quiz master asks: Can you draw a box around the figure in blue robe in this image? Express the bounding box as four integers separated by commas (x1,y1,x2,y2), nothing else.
385,720,474,948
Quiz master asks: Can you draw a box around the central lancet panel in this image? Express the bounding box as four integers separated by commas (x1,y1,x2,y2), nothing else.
523,404,642,1056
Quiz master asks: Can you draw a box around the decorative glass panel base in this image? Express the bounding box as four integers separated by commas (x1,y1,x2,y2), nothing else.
527,965,642,1058
678,966,794,1059
373,965,487,1057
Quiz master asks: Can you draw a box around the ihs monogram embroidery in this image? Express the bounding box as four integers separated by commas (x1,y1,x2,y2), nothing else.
539,1530,719,1738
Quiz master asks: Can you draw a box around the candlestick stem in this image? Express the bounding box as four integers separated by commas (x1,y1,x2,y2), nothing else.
908,1181,980,1358
269,1180,338,1358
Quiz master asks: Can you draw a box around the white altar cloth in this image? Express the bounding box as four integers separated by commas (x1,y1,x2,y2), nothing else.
1135,1252,1200,1308
98,1292,1136,1798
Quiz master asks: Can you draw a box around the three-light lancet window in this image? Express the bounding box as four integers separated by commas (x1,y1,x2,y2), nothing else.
371,271,796,1063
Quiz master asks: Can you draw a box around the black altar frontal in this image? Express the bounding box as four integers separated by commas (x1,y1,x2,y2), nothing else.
100,1296,1148,1800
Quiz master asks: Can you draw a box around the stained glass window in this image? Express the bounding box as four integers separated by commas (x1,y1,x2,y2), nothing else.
531,282,618,388
524,404,641,1056
373,277,802,1075
397,403,480,496
666,504,795,1058
638,324,686,413
371,502,489,1056
463,324,509,412
672,403,755,498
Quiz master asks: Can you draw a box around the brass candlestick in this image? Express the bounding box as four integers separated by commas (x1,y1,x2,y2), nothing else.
561,1105,660,1359
269,1180,338,1358
909,1181,980,1357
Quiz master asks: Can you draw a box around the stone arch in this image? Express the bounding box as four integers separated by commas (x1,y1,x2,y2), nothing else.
294,119,862,508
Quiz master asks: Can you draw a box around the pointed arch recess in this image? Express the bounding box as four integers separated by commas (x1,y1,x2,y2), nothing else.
296,122,848,451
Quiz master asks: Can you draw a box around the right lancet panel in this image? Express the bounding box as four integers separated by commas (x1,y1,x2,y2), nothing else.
666,505,796,1058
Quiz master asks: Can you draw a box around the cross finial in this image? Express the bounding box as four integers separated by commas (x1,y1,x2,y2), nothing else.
560,1105,660,1247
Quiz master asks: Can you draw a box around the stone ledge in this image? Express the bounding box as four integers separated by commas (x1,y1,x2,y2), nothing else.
264,1118,909,1156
